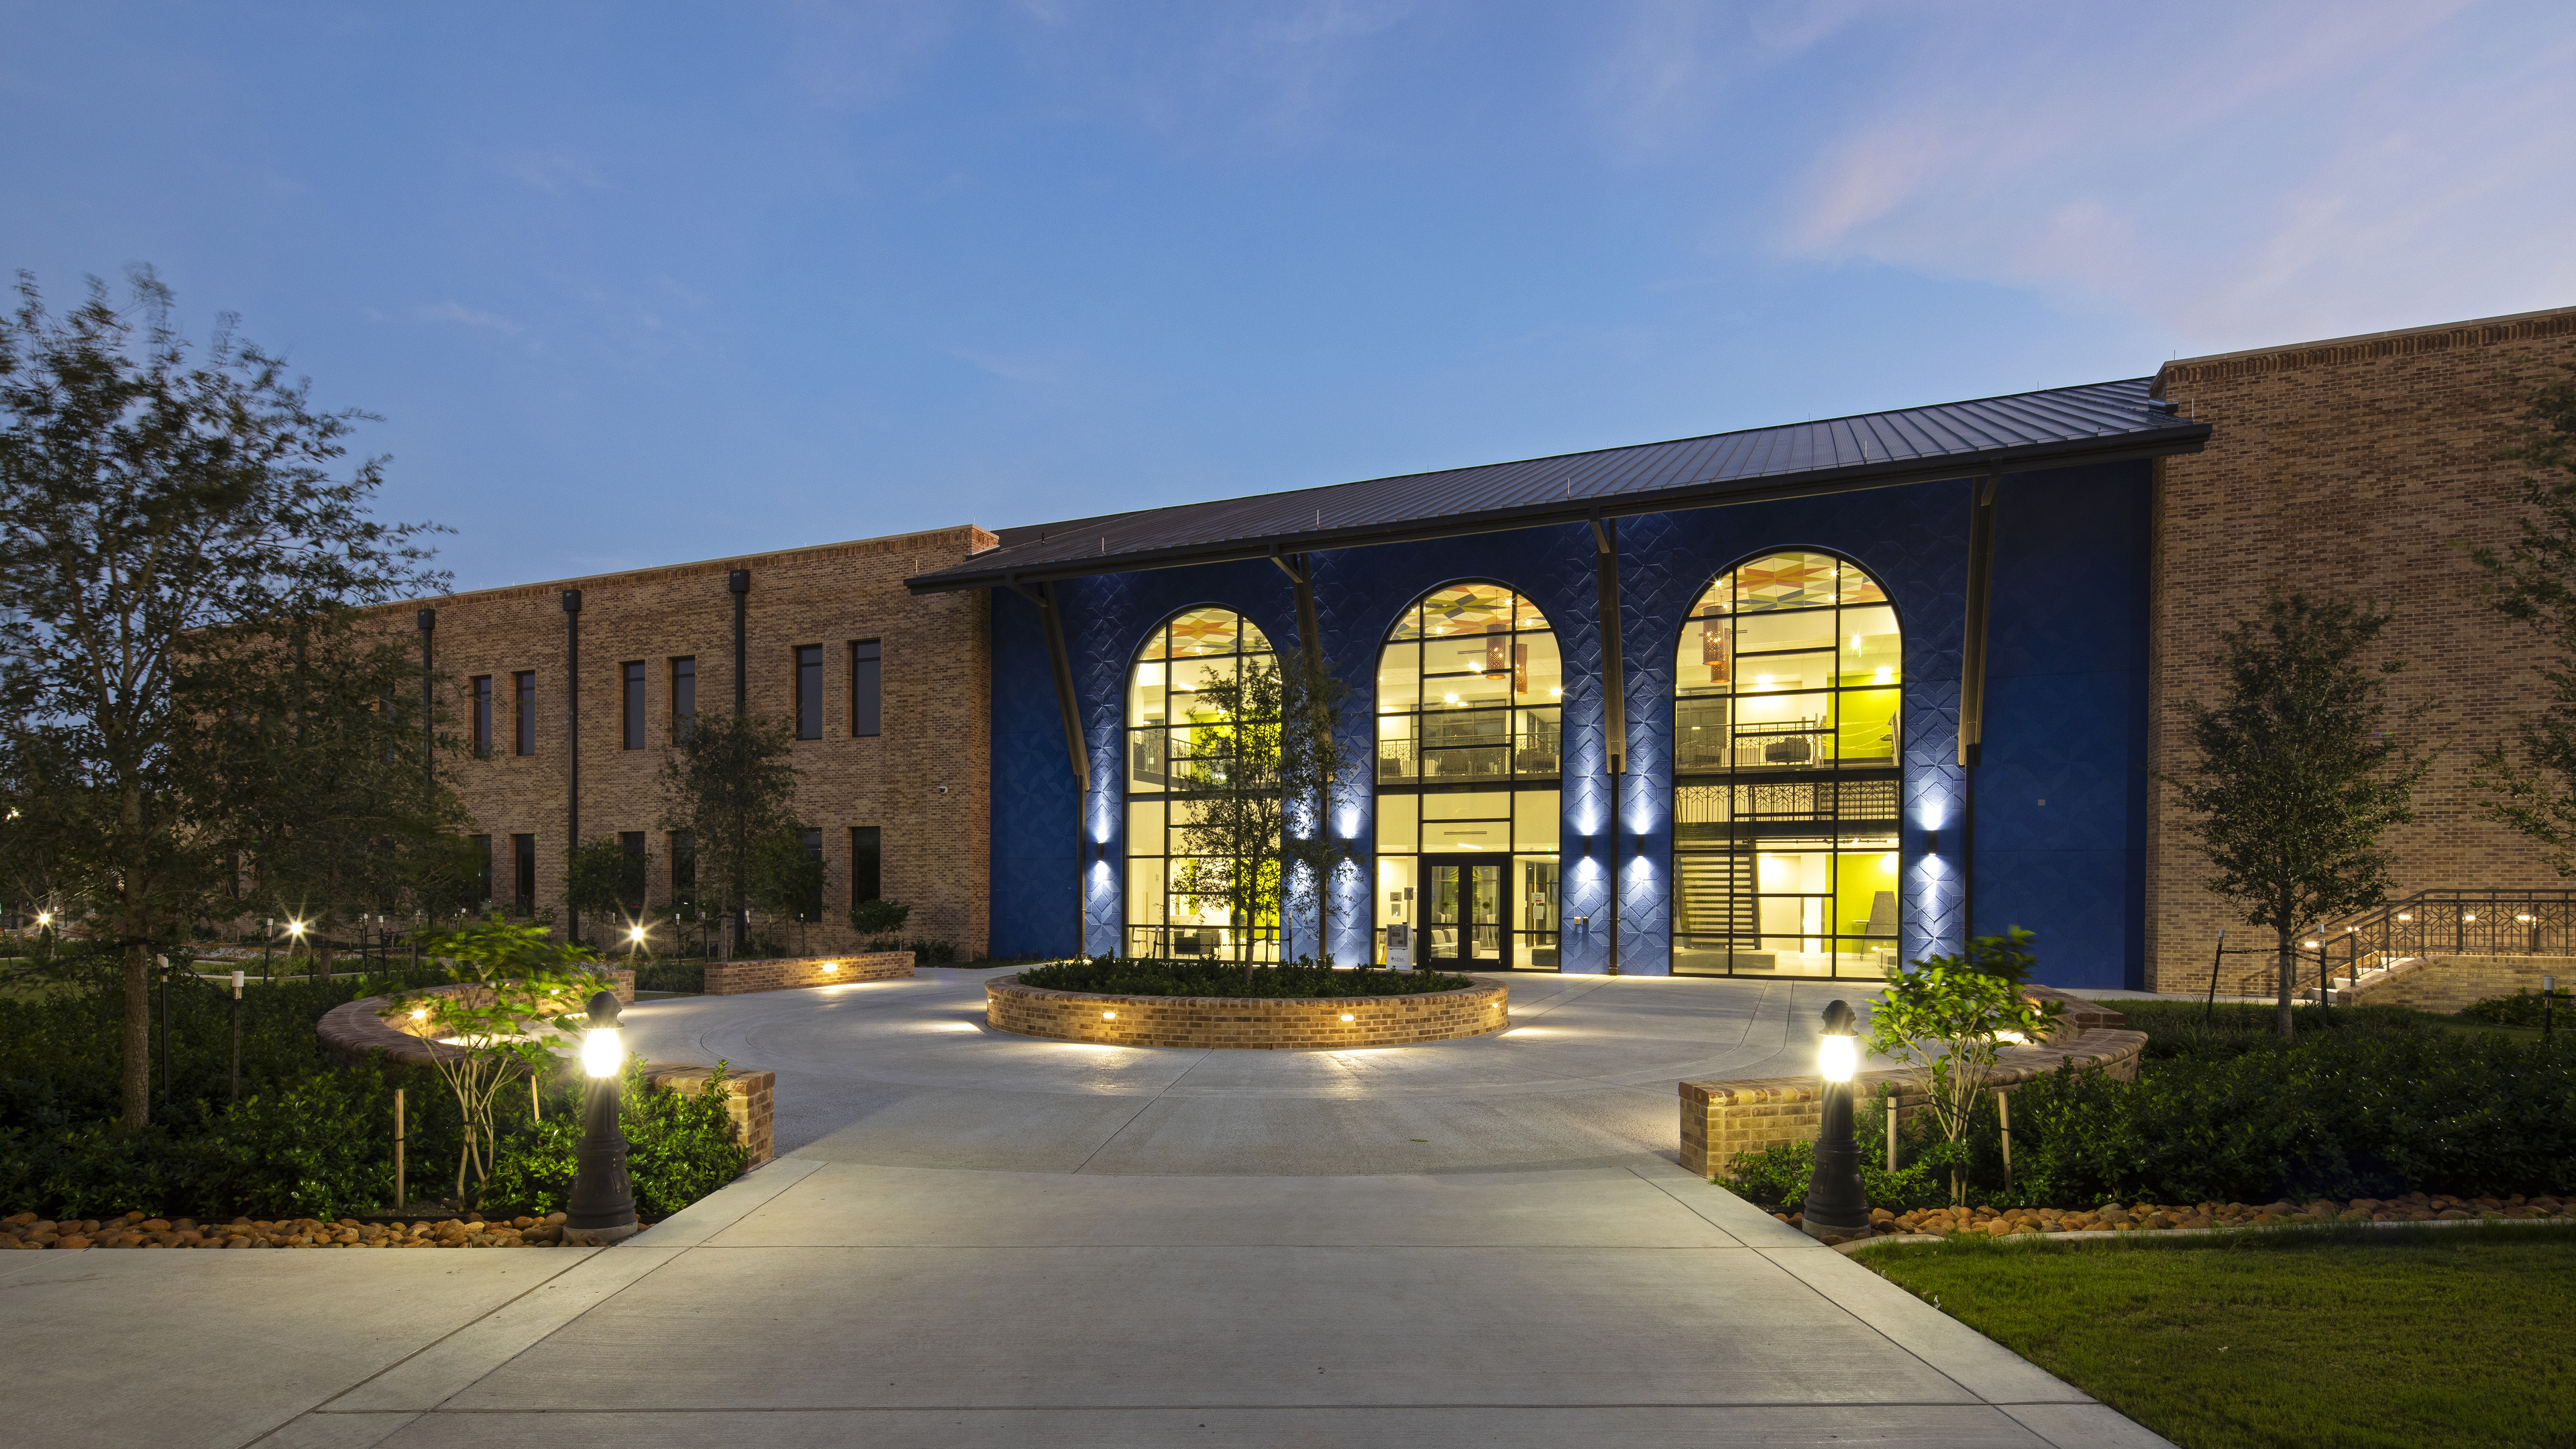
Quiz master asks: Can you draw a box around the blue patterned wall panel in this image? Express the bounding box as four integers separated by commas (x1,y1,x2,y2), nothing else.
987,461,2151,981
1975,462,2153,988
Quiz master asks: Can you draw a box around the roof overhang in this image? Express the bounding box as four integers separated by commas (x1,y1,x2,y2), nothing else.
908,387,2208,596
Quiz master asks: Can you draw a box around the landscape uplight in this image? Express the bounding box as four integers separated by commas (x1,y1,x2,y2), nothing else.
1800,1001,1870,1240
627,923,648,946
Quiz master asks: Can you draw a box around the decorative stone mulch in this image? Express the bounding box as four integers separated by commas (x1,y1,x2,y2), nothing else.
0,1209,614,1250
1776,1191,2575,1246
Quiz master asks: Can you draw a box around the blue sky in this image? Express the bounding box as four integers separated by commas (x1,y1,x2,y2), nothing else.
5,1,2572,591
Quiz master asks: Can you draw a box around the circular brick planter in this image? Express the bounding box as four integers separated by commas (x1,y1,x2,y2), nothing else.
984,973,1511,1050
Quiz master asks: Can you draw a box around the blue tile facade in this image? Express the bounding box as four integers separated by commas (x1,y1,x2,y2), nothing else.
986,461,2153,989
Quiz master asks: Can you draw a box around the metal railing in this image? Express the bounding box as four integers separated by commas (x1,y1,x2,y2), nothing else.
2198,890,2576,1002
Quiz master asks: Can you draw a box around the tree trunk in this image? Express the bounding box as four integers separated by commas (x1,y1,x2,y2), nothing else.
2275,924,2296,1042
121,934,152,1128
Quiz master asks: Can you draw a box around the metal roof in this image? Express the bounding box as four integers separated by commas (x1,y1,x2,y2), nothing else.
908,377,2208,594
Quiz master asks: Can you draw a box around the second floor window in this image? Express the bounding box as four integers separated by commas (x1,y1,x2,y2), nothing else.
622,661,647,749
513,672,536,756
796,645,822,739
470,676,492,756
672,656,696,741
851,639,881,737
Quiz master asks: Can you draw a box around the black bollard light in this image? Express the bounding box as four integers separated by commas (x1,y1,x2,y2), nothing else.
1801,1000,1871,1240
2546,975,2557,1040
563,989,639,1245
229,969,244,1106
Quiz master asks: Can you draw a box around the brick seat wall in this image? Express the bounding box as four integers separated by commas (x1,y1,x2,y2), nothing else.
985,973,1510,1050
702,952,913,995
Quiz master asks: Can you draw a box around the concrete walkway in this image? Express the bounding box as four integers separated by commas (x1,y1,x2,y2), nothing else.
9,968,2172,1448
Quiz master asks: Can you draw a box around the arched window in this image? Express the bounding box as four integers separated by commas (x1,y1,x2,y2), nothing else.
1372,583,1561,969
1670,551,1901,977
1124,607,1278,961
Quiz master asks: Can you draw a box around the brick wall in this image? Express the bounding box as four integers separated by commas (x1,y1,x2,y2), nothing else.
985,974,1512,1049
386,525,997,959
2147,308,2576,989
2345,954,2565,1013
702,951,912,995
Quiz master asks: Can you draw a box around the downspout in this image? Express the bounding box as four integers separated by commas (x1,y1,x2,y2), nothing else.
1593,517,1624,975
564,589,582,941
727,568,749,953
729,569,750,714
417,608,435,788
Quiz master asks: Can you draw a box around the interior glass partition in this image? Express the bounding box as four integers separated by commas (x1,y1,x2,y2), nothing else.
1373,583,1561,969
1670,551,1902,977
1124,607,1281,961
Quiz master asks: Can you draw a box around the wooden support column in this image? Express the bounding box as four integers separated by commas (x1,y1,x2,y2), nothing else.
1957,473,2002,943
1270,550,1326,678
1593,517,1623,974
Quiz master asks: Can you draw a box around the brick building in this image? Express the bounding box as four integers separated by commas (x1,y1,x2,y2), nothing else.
415,304,2575,987
409,525,996,959
2145,307,2576,990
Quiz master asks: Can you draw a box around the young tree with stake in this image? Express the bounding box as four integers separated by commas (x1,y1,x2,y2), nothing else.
2165,594,2431,1040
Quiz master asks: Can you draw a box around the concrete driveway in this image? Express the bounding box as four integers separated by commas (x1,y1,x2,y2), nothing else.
9,968,2170,1448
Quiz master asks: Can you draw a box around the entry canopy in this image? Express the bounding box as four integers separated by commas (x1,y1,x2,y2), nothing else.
906,377,2208,595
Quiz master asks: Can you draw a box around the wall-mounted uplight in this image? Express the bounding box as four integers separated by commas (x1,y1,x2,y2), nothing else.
820,961,840,973
1340,1014,1354,1022
1102,1010,1116,1020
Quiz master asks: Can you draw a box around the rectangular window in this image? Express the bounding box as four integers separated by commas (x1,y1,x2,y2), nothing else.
800,827,824,920
621,661,647,750
671,657,696,742
849,826,881,906
471,834,493,905
850,639,882,738
796,645,822,739
513,672,537,756
511,833,536,909
669,830,696,912
470,676,494,757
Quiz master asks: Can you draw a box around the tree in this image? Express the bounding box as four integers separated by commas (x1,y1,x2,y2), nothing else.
0,270,444,1127
1173,655,1285,969
656,710,800,958
1866,927,2060,1205
564,837,647,948
388,918,613,1205
1275,649,1358,964
2165,594,2432,1040
214,618,463,968
2465,365,2576,871
746,828,824,955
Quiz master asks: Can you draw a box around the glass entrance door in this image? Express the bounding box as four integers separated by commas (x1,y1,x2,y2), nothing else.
1423,857,1505,967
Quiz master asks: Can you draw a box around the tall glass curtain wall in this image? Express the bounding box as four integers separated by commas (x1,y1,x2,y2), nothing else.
1124,608,1282,961
1671,552,1902,977
1373,584,1562,969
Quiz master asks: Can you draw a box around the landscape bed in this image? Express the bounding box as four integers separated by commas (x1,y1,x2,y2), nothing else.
989,961,1508,1049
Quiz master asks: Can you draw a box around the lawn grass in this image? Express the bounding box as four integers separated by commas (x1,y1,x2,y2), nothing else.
1856,1224,2576,1449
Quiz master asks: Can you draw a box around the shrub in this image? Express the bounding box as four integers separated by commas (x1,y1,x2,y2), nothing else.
631,959,706,994
2460,990,2559,1028
1019,957,1474,998
0,943,747,1220
1721,1008,2576,1210
479,1061,749,1217
1720,1085,1978,1212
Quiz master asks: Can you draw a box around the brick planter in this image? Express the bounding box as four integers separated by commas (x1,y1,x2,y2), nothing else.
984,973,1510,1050
702,951,912,996
314,971,773,1166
